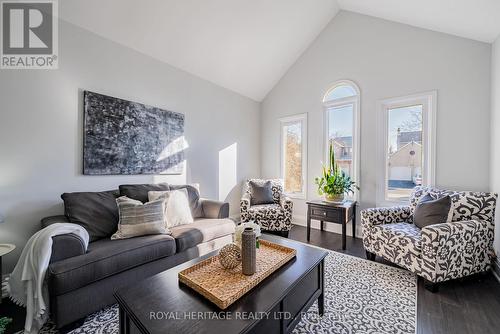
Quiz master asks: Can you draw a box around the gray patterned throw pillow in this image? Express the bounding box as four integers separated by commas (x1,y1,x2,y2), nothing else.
111,196,170,239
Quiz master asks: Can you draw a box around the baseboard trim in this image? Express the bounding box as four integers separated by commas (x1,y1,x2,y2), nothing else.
492,258,500,283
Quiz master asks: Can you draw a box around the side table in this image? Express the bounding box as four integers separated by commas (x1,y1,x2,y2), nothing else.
306,200,357,250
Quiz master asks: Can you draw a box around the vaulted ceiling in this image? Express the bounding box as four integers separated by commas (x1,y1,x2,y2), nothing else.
337,0,500,44
61,1,500,101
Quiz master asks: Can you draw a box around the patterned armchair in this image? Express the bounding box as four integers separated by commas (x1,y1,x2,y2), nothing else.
240,179,293,237
361,186,497,291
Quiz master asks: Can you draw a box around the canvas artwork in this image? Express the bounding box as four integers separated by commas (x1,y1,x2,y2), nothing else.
83,91,185,175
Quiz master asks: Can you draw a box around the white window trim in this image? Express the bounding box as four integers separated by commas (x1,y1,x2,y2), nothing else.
376,91,437,206
279,113,308,199
323,80,361,200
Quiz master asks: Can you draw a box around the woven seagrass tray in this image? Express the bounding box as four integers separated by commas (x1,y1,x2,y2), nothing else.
178,239,296,309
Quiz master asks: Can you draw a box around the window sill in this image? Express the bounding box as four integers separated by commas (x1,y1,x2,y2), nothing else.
284,193,306,200
376,199,411,208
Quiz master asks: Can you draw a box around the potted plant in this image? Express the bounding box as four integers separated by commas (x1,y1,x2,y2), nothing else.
315,142,358,203
0,317,12,334
234,221,261,248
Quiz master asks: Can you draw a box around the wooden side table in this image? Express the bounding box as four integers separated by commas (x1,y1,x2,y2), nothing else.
0,244,15,304
306,200,357,250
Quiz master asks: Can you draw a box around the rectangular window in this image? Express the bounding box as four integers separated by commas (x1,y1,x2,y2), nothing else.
280,114,307,198
378,92,436,204
387,105,423,201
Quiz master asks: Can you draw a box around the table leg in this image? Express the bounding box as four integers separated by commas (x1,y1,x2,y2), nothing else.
318,259,325,316
352,213,356,239
119,306,130,334
307,206,311,242
342,221,346,250
320,220,324,231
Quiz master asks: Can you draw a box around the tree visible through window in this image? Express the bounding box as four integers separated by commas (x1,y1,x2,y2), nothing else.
283,122,302,193
280,114,307,198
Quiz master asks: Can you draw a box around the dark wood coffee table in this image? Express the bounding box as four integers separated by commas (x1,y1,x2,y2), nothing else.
114,235,328,334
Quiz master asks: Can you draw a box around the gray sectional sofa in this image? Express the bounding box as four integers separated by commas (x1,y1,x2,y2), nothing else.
41,183,235,329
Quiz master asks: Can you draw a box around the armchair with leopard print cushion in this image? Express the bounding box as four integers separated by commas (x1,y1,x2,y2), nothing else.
240,179,293,237
361,186,497,291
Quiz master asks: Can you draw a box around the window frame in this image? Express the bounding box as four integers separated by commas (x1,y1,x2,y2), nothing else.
376,91,437,206
279,113,308,199
323,80,361,200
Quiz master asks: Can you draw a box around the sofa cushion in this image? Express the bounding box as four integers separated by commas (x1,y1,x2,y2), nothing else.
48,235,176,295
244,179,283,204
149,189,194,227
61,190,120,242
119,183,170,203
410,186,498,224
372,222,422,272
413,194,452,229
169,184,204,218
111,197,170,239
170,218,235,252
249,180,274,205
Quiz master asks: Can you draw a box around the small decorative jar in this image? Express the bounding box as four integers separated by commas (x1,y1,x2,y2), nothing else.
241,227,256,275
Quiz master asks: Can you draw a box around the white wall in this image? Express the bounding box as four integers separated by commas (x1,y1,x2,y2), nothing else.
490,36,500,259
0,20,260,273
261,11,492,234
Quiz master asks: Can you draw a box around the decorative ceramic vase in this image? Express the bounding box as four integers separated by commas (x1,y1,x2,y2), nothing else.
241,227,256,275
218,243,241,269
324,193,344,203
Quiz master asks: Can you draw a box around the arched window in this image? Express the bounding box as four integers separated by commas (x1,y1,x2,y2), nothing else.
323,80,360,197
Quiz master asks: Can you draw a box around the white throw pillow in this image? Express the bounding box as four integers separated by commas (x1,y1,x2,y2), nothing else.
148,189,194,227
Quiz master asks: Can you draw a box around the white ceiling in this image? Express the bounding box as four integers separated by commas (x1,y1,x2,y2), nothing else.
337,0,500,44
60,0,339,101
61,1,500,101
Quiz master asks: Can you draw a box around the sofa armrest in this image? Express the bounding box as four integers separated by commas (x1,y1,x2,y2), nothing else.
240,193,251,213
201,198,229,219
279,194,293,216
361,205,412,229
420,220,492,282
50,234,87,263
41,215,87,263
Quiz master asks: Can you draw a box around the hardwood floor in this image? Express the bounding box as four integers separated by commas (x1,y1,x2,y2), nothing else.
2,225,499,334
288,224,500,334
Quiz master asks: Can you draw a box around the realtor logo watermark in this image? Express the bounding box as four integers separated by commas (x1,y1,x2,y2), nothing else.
1,0,58,69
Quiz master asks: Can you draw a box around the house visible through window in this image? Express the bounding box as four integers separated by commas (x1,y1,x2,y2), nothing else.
387,105,423,201
280,114,307,198
323,81,360,196
378,92,436,204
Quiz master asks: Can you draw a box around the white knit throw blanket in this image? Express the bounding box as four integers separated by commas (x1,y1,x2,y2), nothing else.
7,223,89,334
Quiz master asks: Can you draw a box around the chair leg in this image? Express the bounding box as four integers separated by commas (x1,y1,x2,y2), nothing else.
424,279,440,293
365,251,376,261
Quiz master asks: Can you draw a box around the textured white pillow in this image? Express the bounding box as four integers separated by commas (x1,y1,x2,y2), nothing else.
111,197,170,240
148,189,194,227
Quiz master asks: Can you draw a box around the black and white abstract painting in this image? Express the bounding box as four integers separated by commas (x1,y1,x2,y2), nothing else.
83,91,185,175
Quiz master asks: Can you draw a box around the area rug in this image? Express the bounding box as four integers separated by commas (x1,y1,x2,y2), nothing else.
39,250,417,334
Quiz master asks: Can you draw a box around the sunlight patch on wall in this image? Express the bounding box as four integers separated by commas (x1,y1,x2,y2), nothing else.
218,143,237,201
156,136,189,162
153,160,187,185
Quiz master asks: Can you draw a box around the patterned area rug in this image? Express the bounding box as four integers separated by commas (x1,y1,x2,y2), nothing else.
39,250,417,334
292,251,417,333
